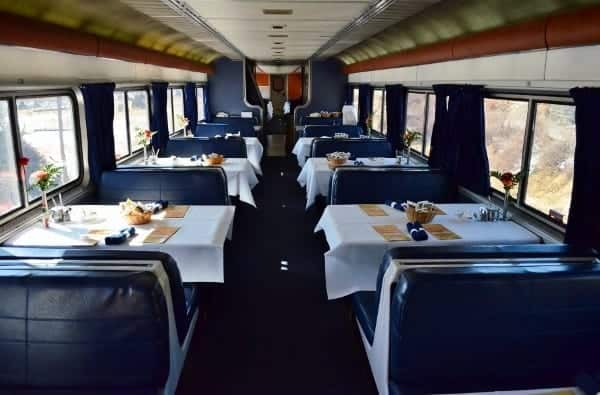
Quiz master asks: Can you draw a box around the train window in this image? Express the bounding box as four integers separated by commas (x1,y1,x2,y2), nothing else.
197,86,205,122
16,95,79,201
167,88,173,134
126,90,150,151
406,93,427,153
484,98,528,197
371,89,384,134
352,87,359,116
0,100,21,216
381,90,387,135
113,91,129,160
424,94,435,156
524,103,575,225
172,88,184,132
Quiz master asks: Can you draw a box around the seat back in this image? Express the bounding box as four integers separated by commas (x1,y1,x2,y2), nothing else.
329,167,452,205
303,125,362,138
194,123,227,138
163,137,247,158
98,168,230,205
386,247,600,394
303,117,340,126
311,138,393,159
215,117,256,137
0,248,188,392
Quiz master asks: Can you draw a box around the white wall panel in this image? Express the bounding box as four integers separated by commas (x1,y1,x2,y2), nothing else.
348,45,600,90
0,46,207,85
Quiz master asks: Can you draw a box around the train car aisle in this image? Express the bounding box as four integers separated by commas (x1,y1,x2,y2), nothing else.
176,156,376,394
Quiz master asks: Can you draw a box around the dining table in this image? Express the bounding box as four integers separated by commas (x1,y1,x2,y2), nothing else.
314,203,542,299
297,157,425,209
3,204,236,283
127,156,259,207
243,137,264,175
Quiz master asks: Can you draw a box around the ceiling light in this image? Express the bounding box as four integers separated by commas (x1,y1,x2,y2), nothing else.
263,9,293,15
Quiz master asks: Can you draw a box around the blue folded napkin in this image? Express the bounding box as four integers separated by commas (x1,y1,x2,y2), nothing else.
190,155,198,162
385,200,405,211
146,200,169,214
354,160,364,166
105,227,137,245
406,222,428,241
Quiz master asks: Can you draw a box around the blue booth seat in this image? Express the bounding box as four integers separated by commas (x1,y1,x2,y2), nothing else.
214,116,256,137
162,137,247,158
0,247,199,394
352,244,600,395
329,167,454,205
303,117,340,126
303,125,362,138
194,123,227,138
97,168,230,205
311,138,393,159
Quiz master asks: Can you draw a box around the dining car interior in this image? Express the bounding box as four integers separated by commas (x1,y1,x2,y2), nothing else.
2,0,600,394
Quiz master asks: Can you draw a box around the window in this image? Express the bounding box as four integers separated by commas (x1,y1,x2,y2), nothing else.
113,91,129,160
113,89,150,159
424,95,435,156
381,90,387,135
352,87,359,116
371,89,384,134
197,86,205,122
166,87,185,134
0,100,20,216
126,90,150,151
406,93,427,153
17,96,79,201
524,103,575,224
484,98,528,197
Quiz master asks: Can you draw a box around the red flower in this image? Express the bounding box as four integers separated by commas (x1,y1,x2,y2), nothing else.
500,172,514,188
18,157,29,167
31,170,49,183
144,130,152,139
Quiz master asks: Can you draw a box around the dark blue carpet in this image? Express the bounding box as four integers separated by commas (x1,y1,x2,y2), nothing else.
176,156,376,394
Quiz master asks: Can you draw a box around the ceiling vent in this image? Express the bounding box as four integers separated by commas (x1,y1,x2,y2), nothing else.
268,34,288,38
272,24,286,30
263,9,293,15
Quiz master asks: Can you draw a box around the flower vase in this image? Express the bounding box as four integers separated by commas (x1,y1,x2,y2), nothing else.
143,145,148,164
503,189,510,221
41,191,50,228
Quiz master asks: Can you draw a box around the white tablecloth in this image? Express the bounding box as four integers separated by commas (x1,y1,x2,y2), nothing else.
244,137,263,175
127,157,259,207
3,205,236,283
297,157,423,209
291,137,314,167
314,204,542,299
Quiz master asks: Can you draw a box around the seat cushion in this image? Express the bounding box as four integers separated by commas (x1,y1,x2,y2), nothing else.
351,291,377,345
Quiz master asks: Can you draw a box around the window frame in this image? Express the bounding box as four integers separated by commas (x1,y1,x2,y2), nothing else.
197,84,205,122
0,89,83,223
404,88,435,159
113,86,151,164
167,85,185,135
371,87,386,136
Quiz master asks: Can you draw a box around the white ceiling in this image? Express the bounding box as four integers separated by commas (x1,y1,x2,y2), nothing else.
185,0,377,61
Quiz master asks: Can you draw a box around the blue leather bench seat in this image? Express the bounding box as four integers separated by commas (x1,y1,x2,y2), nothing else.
311,138,393,159
329,167,452,205
303,117,340,126
303,125,362,138
194,122,227,138
353,244,600,394
97,168,230,205
162,137,247,158
0,248,199,394
214,116,256,137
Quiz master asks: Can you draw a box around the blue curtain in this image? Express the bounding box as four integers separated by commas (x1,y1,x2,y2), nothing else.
80,83,116,184
150,82,169,151
429,84,490,196
385,85,407,152
358,84,373,133
428,85,450,169
183,82,198,132
345,84,354,105
203,83,211,122
565,88,600,245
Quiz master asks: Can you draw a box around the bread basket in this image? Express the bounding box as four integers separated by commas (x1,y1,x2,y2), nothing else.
203,153,225,165
326,152,350,169
405,205,437,224
123,210,152,225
